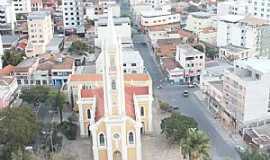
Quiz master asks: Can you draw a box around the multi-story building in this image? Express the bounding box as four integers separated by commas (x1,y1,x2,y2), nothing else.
185,12,216,34
217,0,251,17
223,59,270,129
67,14,153,160
12,0,31,15
175,44,205,82
25,11,53,57
85,0,120,20
62,0,85,34
96,46,144,74
95,17,131,48
219,45,255,61
31,0,43,11
0,1,16,34
0,35,3,69
217,15,270,57
0,76,18,109
218,0,270,21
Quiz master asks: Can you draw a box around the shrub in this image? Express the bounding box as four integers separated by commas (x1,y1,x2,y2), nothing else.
57,122,77,140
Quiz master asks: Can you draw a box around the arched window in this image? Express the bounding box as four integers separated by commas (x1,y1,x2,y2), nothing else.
128,132,134,144
87,109,91,119
112,80,116,90
140,107,144,116
99,133,105,146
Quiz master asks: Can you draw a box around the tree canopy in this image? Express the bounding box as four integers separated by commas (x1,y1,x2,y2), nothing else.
20,86,50,106
0,107,39,159
240,149,270,160
68,40,94,55
2,48,25,67
47,90,66,123
161,113,198,144
181,129,210,160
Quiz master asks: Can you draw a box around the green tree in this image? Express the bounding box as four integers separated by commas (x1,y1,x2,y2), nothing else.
20,86,50,106
0,107,39,159
181,129,210,160
68,40,88,55
47,90,66,123
2,48,25,67
160,113,198,144
240,149,270,160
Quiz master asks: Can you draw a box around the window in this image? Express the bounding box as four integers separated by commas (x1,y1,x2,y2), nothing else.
99,133,105,146
17,80,21,84
128,132,134,144
112,80,116,90
131,63,136,66
87,109,91,119
140,107,144,116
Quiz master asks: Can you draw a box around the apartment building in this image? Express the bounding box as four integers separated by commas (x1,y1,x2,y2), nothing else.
217,15,270,57
218,0,270,21
95,17,131,48
12,0,31,14
219,45,255,61
0,35,3,69
96,46,144,74
175,45,205,82
62,0,85,34
223,59,270,128
25,11,53,57
0,1,16,33
217,0,251,16
85,0,120,20
31,0,43,11
185,12,216,33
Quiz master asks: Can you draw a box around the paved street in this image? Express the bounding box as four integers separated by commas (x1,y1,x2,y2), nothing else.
133,34,241,160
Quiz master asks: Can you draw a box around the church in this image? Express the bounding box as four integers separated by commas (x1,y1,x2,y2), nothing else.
67,12,153,160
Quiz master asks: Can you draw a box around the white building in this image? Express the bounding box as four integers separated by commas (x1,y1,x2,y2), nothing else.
217,0,251,17
12,0,31,14
185,12,216,33
0,35,3,68
85,1,120,20
96,47,144,74
95,17,131,48
217,0,270,21
217,15,270,57
219,45,255,61
130,0,170,8
0,1,16,31
26,11,53,57
175,45,205,82
223,58,270,128
62,0,85,34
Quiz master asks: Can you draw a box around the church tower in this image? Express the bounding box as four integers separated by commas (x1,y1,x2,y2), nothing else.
73,6,153,160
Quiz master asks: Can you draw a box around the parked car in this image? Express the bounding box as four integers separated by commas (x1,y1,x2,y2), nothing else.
183,90,189,97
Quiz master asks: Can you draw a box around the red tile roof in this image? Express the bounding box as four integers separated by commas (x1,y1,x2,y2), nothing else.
80,86,149,122
162,58,182,70
0,65,15,75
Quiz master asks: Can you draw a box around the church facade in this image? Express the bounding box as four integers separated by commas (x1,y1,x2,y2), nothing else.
67,13,153,160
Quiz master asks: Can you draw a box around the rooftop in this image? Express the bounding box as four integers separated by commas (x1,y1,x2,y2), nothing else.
1,35,19,45
0,65,15,76
178,44,204,56
220,45,250,53
0,76,15,86
209,80,223,92
161,57,182,70
190,12,212,18
28,11,50,20
235,58,270,74
96,17,130,26
239,16,269,26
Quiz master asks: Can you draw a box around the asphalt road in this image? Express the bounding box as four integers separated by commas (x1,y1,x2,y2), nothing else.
133,34,241,160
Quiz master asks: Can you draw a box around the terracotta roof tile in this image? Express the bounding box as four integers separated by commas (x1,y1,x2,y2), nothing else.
0,65,15,75
80,86,149,121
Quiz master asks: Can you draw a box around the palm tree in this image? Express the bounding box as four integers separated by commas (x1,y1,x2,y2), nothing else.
181,129,210,160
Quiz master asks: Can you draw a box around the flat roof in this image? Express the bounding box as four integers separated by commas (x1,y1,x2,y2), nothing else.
235,58,270,74
220,45,249,53
1,35,19,45
96,17,130,26
28,11,50,20
190,12,212,18
209,80,223,92
47,36,64,48
178,44,204,56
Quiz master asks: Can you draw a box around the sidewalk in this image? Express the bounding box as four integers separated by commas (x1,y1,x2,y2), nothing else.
142,99,183,160
193,90,246,148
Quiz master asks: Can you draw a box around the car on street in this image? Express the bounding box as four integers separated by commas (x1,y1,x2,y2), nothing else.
183,90,189,97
